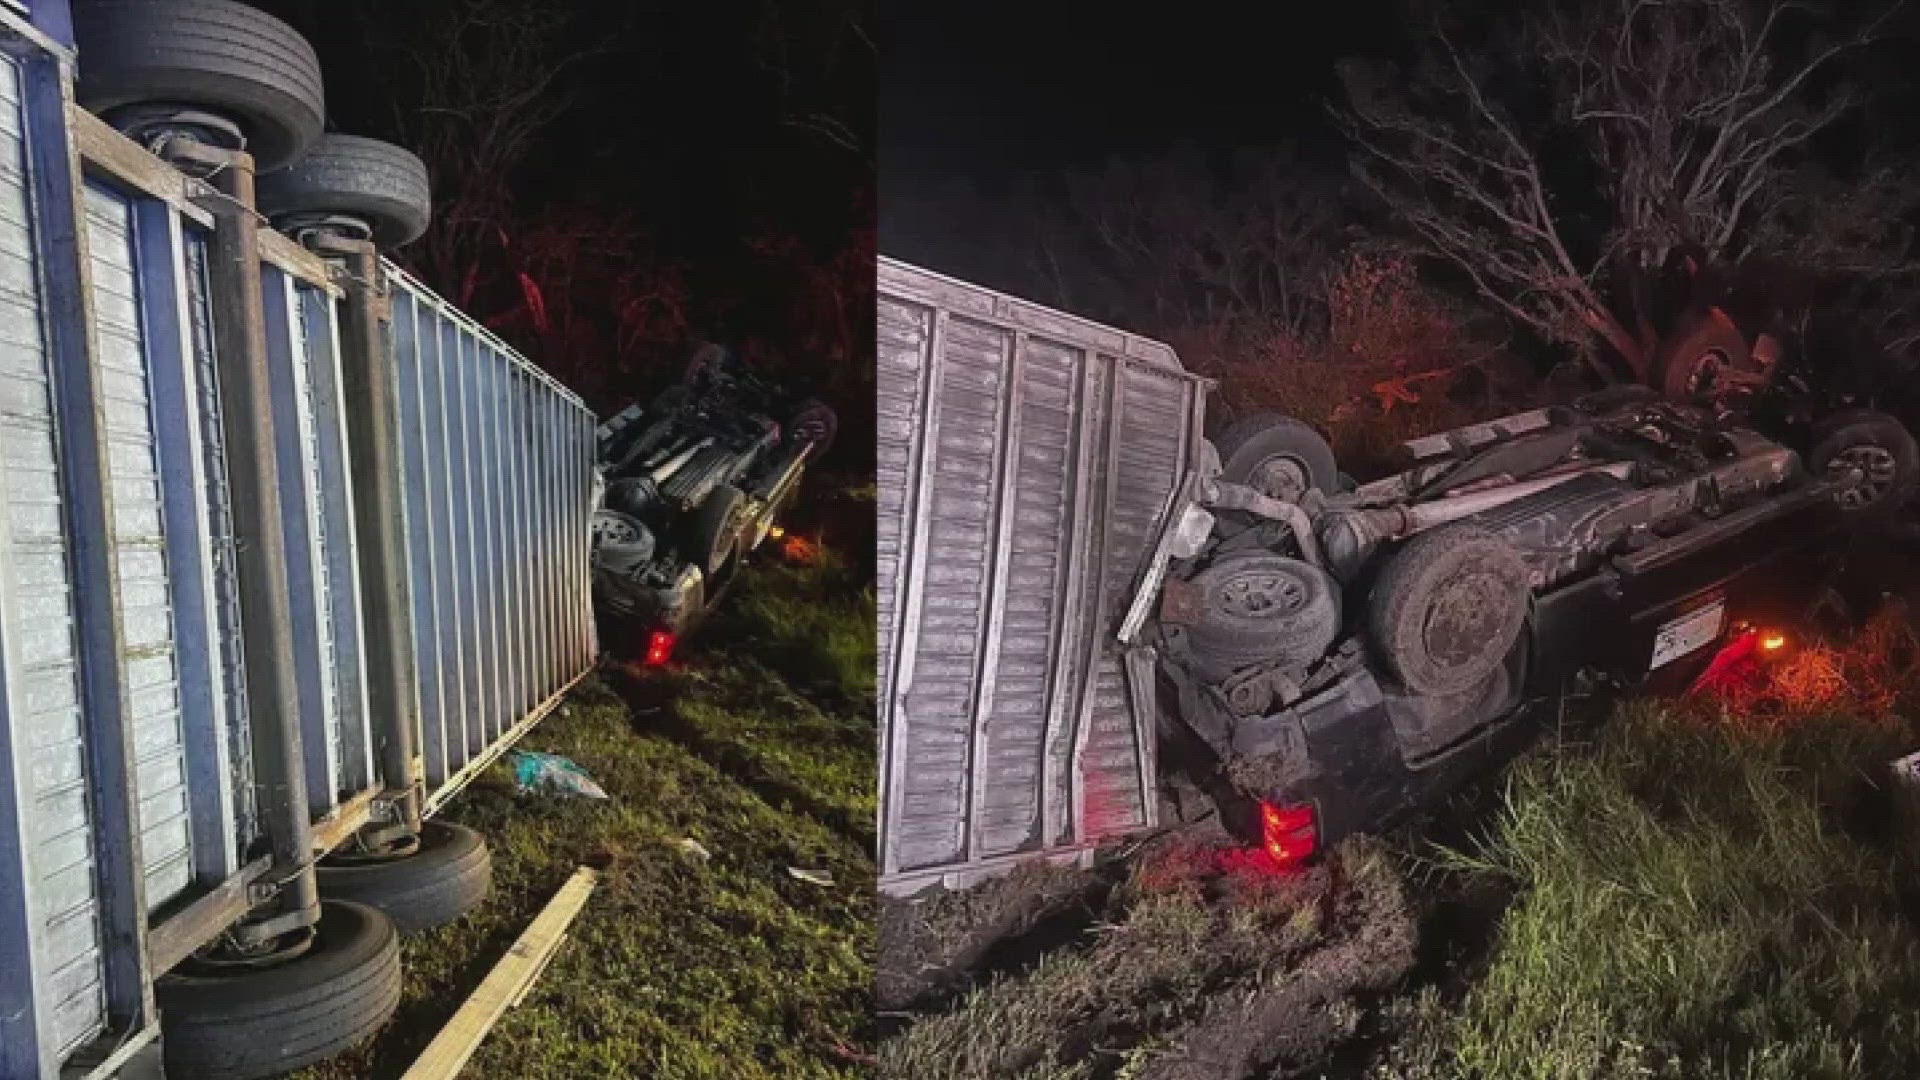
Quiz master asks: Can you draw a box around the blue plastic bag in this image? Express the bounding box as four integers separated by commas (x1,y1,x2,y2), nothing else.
508,751,609,799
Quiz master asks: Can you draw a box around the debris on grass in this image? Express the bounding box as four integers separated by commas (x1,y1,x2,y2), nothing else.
789,866,836,887
676,837,712,861
508,751,610,799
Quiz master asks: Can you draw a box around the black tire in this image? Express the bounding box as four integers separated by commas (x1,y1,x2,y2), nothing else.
316,821,492,933
256,134,432,247
1212,413,1338,501
787,399,838,457
688,483,747,578
1368,525,1531,696
1808,408,1920,517
72,0,325,172
1188,553,1342,673
157,900,400,1079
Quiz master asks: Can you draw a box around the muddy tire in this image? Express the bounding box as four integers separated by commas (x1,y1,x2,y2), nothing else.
256,134,432,247
1188,553,1341,673
688,483,747,578
316,821,492,933
1809,408,1920,518
1213,414,1337,501
72,0,325,172
1368,525,1530,696
156,900,401,1079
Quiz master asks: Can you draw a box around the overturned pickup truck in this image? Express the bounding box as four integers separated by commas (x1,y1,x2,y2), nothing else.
876,257,1916,894
590,345,835,655
1145,391,1912,855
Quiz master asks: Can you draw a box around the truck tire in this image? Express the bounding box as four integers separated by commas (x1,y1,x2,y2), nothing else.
256,134,433,247
1188,553,1341,673
1809,408,1920,517
1213,413,1338,501
156,900,401,1079
316,821,492,933
1368,525,1530,696
688,483,747,578
72,0,325,171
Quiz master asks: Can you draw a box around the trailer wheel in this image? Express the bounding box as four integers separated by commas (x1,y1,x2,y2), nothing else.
1188,553,1341,673
1213,413,1337,501
157,900,400,1079
72,0,325,172
256,134,433,247
316,821,492,933
1809,408,1920,517
688,483,747,578
1368,525,1530,696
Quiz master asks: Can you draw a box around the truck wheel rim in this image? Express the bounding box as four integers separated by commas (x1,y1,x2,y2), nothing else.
1826,445,1897,508
1215,568,1308,617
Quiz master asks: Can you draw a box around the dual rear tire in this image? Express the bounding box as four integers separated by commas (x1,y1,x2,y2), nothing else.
157,823,492,1078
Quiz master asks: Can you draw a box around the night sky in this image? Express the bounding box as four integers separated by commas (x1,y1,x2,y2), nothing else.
881,0,1920,303
241,0,874,467
881,0,1397,286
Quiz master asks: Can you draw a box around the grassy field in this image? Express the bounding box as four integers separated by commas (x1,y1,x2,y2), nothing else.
1373,608,1920,1080
295,541,876,1079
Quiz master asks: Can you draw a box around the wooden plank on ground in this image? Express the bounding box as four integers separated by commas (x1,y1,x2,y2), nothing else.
400,865,600,1080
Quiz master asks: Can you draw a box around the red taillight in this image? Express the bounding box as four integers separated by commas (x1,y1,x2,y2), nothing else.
1260,800,1316,867
643,629,675,666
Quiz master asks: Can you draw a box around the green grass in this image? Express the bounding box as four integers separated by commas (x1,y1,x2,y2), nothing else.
1381,694,1920,1080
294,554,876,1079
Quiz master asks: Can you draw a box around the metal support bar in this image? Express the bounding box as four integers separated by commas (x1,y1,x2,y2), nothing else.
319,236,423,834
186,146,319,929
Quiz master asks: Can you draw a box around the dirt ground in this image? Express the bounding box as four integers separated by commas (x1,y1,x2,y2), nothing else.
877,829,1420,1080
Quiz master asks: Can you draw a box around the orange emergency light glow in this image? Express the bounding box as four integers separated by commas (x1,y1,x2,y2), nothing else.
1761,632,1786,652
768,525,786,540
1259,800,1317,868
643,629,675,666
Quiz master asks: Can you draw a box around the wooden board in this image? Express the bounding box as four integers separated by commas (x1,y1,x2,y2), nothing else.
400,865,600,1080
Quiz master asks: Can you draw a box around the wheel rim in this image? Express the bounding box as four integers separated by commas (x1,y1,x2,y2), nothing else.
1825,444,1899,509
591,510,645,547
1214,567,1309,618
1247,454,1310,501
792,411,834,444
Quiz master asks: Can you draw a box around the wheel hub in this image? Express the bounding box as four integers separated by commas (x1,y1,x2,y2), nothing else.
182,923,317,975
275,211,377,249
1214,569,1308,618
1825,444,1899,509
1421,570,1510,669
1248,454,1310,502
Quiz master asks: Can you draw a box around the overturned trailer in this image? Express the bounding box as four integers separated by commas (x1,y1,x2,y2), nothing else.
0,3,595,1077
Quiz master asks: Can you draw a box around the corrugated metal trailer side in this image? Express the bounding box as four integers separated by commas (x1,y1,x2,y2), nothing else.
0,6,599,1075
386,263,597,814
877,258,1209,896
